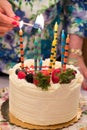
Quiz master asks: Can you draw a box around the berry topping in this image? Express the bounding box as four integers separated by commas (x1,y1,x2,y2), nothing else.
15,68,21,75
52,68,61,83
33,70,50,90
33,77,39,86
41,70,50,76
26,73,33,83
59,68,76,83
18,71,26,79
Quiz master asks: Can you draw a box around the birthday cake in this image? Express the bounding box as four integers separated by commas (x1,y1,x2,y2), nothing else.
9,59,83,128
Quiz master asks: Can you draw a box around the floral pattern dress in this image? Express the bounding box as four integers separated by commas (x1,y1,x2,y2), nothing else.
0,0,87,73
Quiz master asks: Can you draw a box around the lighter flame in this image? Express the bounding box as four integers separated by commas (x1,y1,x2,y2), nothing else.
19,14,44,30
35,14,44,29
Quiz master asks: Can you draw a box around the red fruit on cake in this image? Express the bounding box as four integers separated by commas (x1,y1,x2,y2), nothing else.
41,70,50,76
33,77,39,86
52,68,61,83
33,70,50,87
18,71,26,79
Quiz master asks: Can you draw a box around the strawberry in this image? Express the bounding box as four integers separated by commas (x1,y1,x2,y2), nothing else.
41,70,50,83
33,78,39,86
33,70,50,87
33,73,39,86
18,71,26,79
52,68,61,83
41,70,50,76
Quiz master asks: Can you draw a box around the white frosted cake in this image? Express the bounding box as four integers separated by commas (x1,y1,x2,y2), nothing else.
9,59,83,127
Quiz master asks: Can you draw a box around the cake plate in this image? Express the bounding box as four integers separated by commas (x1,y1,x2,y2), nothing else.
1,99,82,130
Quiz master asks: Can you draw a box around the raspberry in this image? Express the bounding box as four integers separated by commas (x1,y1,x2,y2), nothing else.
18,71,26,79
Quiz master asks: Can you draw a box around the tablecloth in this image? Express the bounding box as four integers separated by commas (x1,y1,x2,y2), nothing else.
0,87,87,130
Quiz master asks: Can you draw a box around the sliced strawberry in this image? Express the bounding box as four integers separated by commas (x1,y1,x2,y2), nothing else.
52,68,61,84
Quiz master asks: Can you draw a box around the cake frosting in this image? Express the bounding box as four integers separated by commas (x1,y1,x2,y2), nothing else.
9,59,83,126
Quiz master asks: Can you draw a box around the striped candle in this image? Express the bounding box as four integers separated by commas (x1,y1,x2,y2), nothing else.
39,57,43,71
34,28,42,72
61,30,66,68
19,29,24,69
34,38,38,72
63,34,70,71
33,14,44,72
52,22,58,68
49,22,58,73
37,28,42,71
49,40,56,73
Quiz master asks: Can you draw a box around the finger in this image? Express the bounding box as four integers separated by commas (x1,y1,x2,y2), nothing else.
0,7,4,13
0,22,14,27
0,26,12,34
13,15,20,21
0,12,19,26
0,32,6,37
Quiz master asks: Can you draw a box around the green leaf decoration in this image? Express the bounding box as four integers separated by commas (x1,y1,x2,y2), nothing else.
59,68,76,84
35,72,50,90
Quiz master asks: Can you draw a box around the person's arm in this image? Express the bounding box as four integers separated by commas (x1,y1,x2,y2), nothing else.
64,1,85,54
0,0,20,36
65,1,87,90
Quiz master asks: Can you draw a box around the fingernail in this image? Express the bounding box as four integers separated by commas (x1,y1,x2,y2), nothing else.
13,15,20,20
12,21,19,26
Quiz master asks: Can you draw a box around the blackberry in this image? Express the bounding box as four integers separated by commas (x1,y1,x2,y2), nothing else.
15,68,21,75
26,73,33,83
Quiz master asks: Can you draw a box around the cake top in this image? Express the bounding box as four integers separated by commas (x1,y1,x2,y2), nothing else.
9,59,83,90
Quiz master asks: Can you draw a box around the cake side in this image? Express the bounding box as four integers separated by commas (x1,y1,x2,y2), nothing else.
9,59,83,126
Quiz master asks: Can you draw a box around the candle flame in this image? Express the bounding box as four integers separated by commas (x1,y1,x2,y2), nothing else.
35,14,44,29
19,21,24,29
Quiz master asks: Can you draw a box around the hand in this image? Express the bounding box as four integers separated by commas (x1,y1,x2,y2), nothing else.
0,0,20,36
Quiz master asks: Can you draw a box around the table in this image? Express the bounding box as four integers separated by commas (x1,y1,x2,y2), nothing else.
0,87,87,130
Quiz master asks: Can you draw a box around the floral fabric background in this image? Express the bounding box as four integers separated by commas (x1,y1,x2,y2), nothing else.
0,0,87,73
0,0,61,73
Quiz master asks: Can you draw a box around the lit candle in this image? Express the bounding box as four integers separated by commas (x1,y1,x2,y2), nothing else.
63,34,70,71
34,14,44,72
37,28,42,71
34,28,42,71
49,22,58,73
19,21,24,69
61,30,66,68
